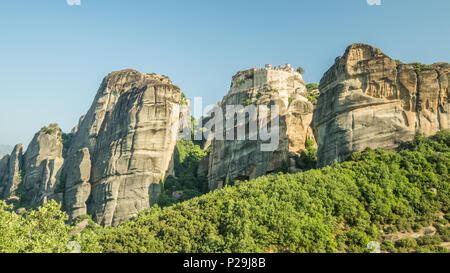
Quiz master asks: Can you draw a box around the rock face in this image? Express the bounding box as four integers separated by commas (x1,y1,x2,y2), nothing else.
207,66,315,190
61,69,184,226
20,124,65,207
2,45,447,226
315,43,450,167
0,144,23,201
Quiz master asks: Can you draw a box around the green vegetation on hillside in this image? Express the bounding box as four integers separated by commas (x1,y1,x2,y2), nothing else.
40,125,58,135
411,62,434,73
0,200,73,253
157,140,209,207
305,83,320,104
394,60,434,73
0,131,449,253
306,83,318,91
236,79,245,87
180,92,188,105
296,138,317,171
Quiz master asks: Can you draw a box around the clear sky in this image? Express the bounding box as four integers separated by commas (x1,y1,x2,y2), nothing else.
0,0,449,147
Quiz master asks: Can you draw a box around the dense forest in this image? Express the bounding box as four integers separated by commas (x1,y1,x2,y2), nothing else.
0,131,449,253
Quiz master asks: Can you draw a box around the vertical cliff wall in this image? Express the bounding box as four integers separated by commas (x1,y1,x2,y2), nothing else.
314,43,450,167
207,66,315,190
20,124,65,207
61,69,184,226
0,144,23,202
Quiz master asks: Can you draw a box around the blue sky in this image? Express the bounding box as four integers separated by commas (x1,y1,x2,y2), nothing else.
0,0,449,147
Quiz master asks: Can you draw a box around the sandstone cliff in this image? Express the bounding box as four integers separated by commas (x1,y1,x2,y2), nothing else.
315,43,449,167
20,124,65,207
207,66,315,190
61,69,185,226
0,144,23,203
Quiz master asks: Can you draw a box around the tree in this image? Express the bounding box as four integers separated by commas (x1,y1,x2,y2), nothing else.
306,83,319,91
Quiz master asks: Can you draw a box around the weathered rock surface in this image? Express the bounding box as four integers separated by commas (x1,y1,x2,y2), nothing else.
61,69,185,226
0,144,23,201
315,43,450,167
20,124,65,207
207,66,315,190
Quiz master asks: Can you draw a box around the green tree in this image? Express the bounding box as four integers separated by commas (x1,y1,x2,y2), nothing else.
296,67,305,74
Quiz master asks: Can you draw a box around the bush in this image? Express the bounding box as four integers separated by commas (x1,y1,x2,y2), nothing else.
395,238,418,249
0,200,73,253
306,83,318,91
307,95,317,104
288,97,293,106
180,92,188,105
236,79,245,87
296,138,317,170
95,131,449,253
411,62,434,73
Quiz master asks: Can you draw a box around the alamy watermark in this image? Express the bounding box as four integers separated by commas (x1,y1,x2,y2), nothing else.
66,1,382,8
66,0,81,6
367,241,381,253
174,97,280,152
67,241,81,253
366,0,382,6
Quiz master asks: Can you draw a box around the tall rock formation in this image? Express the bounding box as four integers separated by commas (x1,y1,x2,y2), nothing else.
315,43,450,167
61,69,185,226
207,65,315,190
0,144,23,202
20,124,65,207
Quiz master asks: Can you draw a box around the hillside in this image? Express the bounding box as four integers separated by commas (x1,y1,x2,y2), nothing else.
1,131,448,253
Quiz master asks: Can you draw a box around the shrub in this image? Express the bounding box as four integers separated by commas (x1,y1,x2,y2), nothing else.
306,83,318,91
411,62,434,73
288,97,293,106
307,95,317,104
40,126,55,135
296,138,317,170
236,79,245,87
180,92,188,105
395,238,418,249
0,200,73,253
